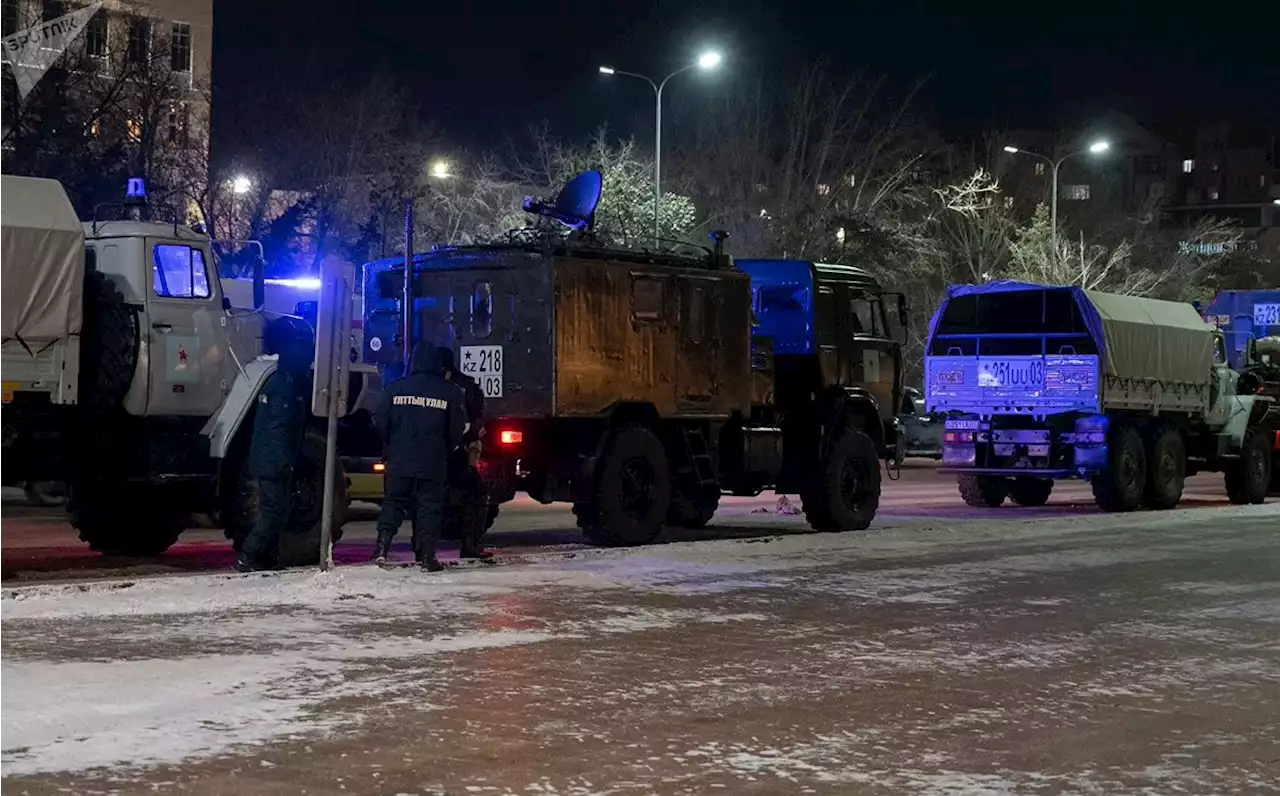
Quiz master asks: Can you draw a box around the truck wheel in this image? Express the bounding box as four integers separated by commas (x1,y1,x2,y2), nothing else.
666,487,720,529
1008,476,1053,507
574,426,671,546
957,475,1008,507
1225,426,1271,505
1144,426,1186,510
801,429,881,532
222,429,347,564
70,482,184,556
79,270,140,412
1092,423,1146,512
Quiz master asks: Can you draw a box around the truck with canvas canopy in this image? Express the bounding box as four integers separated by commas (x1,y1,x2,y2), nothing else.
925,281,1274,510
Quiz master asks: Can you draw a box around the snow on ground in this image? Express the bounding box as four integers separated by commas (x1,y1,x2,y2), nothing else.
2,503,1278,785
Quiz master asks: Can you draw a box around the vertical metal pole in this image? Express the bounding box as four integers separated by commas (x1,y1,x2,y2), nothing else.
402,199,414,372
1050,159,1060,257
318,274,343,572
653,83,662,248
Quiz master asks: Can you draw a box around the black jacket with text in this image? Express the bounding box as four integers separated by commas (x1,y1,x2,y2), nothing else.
375,343,466,479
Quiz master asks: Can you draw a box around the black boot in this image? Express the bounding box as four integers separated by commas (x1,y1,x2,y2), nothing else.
372,535,393,566
420,556,445,573
459,545,495,562
236,552,269,573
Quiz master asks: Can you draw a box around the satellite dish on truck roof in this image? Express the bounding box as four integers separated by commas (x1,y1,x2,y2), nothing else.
522,169,602,231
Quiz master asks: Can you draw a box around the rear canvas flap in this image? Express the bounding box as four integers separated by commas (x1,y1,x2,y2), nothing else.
1,175,85,341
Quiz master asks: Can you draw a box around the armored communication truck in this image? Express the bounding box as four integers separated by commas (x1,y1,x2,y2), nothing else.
362,171,894,544
925,281,1275,510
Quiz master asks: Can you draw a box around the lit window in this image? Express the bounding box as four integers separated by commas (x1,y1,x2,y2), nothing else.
1065,184,1091,201
170,22,191,72
1262,174,1268,188
152,244,210,299
1183,158,1194,173
1003,196,1015,209
86,12,107,57
816,183,830,196
835,226,846,243
1209,188,1220,201
127,19,150,65
1034,162,1046,176
848,174,857,187
125,117,141,141
89,118,100,137
1211,160,1220,173
167,102,187,144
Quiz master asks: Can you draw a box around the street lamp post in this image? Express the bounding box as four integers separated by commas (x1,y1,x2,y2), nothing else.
1002,140,1110,252
599,51,722,246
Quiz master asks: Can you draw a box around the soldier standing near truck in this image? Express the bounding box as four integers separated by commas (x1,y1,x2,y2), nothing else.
439,346,494,561
238,319,314,572
372,343,466,571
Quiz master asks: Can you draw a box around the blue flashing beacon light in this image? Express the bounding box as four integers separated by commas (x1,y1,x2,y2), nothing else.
126,177,147,198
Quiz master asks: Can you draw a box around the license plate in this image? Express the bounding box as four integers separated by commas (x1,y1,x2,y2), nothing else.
946,419,980,431
978,359,1045,388
459,345,503,398
1255,303,1280,326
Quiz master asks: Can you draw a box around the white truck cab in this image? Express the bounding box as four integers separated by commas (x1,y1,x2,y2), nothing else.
1,175,349,562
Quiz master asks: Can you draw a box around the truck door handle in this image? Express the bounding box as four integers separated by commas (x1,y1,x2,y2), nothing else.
152,323,172,331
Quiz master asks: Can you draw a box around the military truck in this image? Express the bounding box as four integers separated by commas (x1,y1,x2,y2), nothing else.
925,281,1274,510
361,171,899,545
1201,289,1280,370
0,175,347,562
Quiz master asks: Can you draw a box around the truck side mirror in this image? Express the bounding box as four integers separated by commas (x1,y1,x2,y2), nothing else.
1244,337,1258,366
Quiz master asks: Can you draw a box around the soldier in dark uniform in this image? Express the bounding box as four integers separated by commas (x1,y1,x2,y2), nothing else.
439,346,494,561
372,342,465,571
238,318,313,572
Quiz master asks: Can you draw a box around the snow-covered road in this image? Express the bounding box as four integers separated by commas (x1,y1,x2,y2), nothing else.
3,504,1279,794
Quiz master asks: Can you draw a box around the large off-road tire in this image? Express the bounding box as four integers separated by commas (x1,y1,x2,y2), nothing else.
800,429,881,533
79,270,140,411
574,425,671,546
666,486,720,529
1225,426,1272,505
222,428,347,565
1092,422,1146,512
958,475,1008,507
1144,425,1186,510
70,481,185,556
1008,476,1053,507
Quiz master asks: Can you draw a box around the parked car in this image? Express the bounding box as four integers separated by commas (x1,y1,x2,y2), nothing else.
898,386,942,459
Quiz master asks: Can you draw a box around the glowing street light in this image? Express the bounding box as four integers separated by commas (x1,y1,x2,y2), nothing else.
1002,138,1112,250
430,160,450,179
598,49,724,245
231,175,252,194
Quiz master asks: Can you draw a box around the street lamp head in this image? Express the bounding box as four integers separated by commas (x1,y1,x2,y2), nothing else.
231,175,252,195
697,51,722,70
1088,140,1110,154
598,66,615,75
1003,145,1020,154
430,160,450,179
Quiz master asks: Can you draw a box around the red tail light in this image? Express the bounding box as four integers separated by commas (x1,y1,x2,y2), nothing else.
499,430,523,445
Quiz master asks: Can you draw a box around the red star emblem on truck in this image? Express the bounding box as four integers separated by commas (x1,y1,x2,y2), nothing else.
178,346,188,364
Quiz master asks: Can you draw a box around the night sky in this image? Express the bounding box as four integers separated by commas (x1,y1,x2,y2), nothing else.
214,0,1277,155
